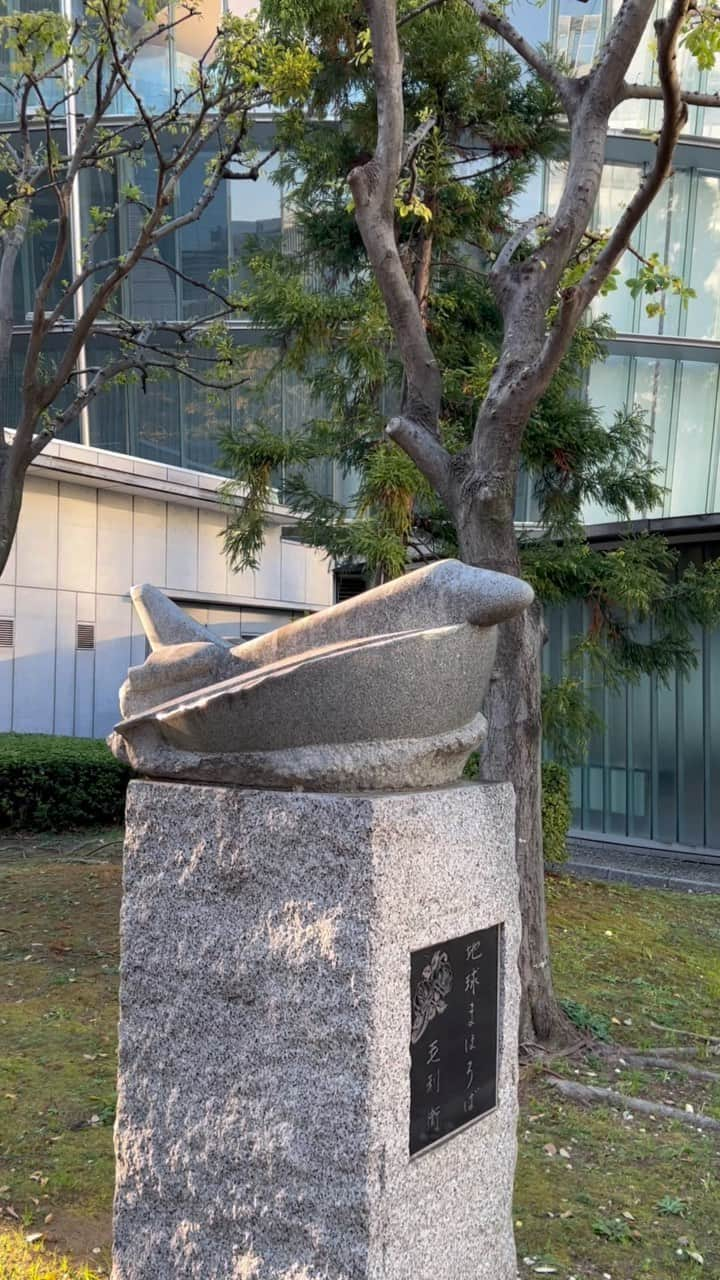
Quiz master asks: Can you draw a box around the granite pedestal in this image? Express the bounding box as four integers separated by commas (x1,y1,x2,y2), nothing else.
112,779,521,1280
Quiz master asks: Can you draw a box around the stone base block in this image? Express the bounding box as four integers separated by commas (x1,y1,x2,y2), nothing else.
113,780,520,1280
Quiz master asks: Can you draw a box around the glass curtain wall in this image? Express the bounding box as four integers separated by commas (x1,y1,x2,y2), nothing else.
546,543,720,854
584,353,720,523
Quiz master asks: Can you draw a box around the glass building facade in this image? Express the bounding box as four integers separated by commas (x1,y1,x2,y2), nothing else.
527,0,720,857
3,0,720,849
0,0,340,499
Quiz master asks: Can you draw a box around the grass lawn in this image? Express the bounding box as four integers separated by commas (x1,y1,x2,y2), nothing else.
1,833,719,1279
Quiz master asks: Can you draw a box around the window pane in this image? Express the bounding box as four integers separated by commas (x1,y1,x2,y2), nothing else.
132,370,182,465
700,58,720,138
122,151,178,320
707,557,720,845
0,0,65,123
86,338,130,455
669,361,718,516
638,170,690,338
115,8,171,115
181,358,230,473
0,134,72,322
556,0,602,75
228,153,282,281
678,625,705,846
509,0,550,44
179,142,229,319
592,164,642,333
79,164,120,289
282,367,333,499
545,162,566,217
654,669,678,842
0,343,24,431
583,354,629,525
687,175,720,341
609,0,655,132
173,0,221,91
632,357,675,514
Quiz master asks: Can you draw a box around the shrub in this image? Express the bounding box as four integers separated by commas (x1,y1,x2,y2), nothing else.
541,760,572,866
0,733,130,831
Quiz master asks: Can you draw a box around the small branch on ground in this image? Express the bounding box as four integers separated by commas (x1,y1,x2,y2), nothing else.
600,1048,720,1084
643,1044,720,1059
650,1021,720,1044
549,1077,720,1133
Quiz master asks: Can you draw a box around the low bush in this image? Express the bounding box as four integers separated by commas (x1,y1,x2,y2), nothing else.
0,733,130,831
541,760,572,866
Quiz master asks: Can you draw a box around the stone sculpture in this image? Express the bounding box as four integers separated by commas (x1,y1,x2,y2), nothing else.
108,559,533,790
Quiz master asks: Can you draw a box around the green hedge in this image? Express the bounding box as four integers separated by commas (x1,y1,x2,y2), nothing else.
0,733,131,831
542,760,572,866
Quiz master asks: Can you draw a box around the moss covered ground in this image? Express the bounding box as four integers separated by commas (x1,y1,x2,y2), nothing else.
0,835,718,1278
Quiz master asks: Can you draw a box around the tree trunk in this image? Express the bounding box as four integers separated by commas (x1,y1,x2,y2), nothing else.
457,511,573,1051
0,448,25,579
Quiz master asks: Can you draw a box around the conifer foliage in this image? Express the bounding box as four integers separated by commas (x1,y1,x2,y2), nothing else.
221,0,720,1046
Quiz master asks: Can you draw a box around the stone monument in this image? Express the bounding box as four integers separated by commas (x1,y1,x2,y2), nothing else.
110,560,531,1280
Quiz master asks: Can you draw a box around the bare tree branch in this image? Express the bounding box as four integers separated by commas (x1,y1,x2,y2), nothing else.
589,0,660,109
397,0,446,26
349,0,453,507
492,213,550,279
571,0,690,312
386,414,454,500
620,81,720,109
465,0,572,108
402,114,437,169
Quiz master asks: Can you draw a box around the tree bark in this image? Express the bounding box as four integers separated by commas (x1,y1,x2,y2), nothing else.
456,502,572,1050
0,448,25,578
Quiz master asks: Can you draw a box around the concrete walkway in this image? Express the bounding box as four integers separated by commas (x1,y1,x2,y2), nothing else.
564,837,720,894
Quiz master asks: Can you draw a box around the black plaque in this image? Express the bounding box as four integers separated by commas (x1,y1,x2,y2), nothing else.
409,924,500,1156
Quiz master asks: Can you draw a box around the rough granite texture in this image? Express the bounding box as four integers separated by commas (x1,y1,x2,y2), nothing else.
113,780,520,1280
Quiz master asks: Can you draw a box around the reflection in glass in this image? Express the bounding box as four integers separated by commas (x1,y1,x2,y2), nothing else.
629,623,652,840
583,355,630,525
556,0,602,74
0,0,65,123
116,5,171,115
638,170,690,338
679,622,705,846
654,667,678,843
181,352,230,473
173,0,221,93
510,0,550,45
592,164,642,333
79,165,120,289
688,175,720,340
282,366,333,499
608,0,656,131
131,369,182,465
86,338,131,455
1,143,72,321
670,361,718,516
122,150,178,320
179,141,230,318
707,580,720,846
228,153,283,283
632,357,675,513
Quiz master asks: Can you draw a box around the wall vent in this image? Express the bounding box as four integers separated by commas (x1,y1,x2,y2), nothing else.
335,573,367,604
76,622,95,651
0,618,14,648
